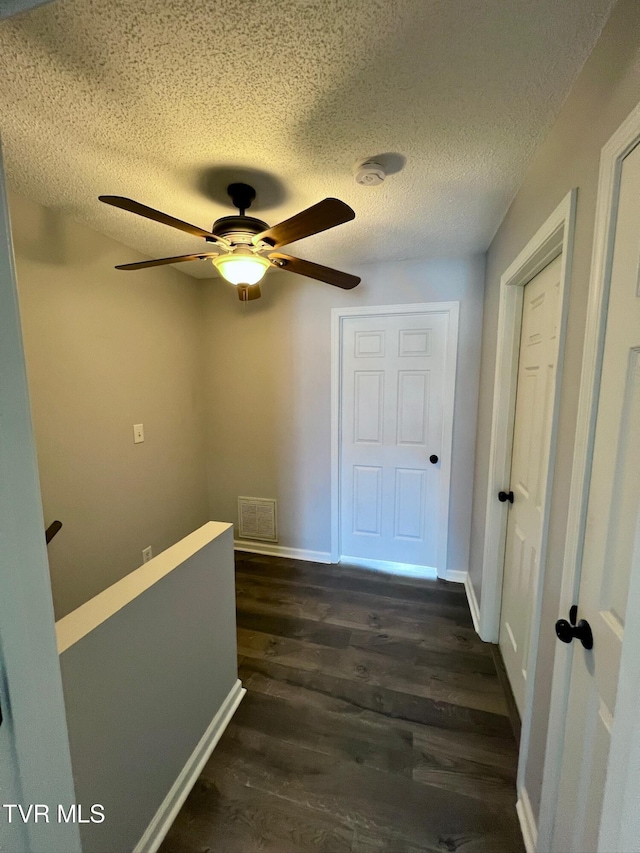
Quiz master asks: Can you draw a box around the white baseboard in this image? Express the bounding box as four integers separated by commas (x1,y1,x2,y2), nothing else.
234,542,462,583
339,555,437,580
234,540,332,564
465,574,482,636
134,678,246,853
516,787,537,853
441,569,467,584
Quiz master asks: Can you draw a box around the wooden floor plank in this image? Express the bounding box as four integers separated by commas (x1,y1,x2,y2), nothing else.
235,568,470,621
351,829,436,853
411,728,517,805
204,732,523,852
229,687,415,777
237,628,508,715
163,775,354,852
238,656,513,737
236,587,480,652
236,552,466,602
237,609,353,649
236,575,480,637
239,664,518,764
160,553,524,853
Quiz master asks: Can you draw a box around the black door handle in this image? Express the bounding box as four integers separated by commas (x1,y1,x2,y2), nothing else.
498,490,514,503
429,455,439,464
555,606,593,650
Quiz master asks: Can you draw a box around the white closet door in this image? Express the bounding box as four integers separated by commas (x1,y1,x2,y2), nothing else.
499,254,562,715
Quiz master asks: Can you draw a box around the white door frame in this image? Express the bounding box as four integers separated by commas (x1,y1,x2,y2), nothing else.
538,101,640,853
331,302,459,578
0,140,81,851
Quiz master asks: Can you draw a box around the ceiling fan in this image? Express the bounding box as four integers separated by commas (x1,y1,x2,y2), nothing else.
99,183,360,301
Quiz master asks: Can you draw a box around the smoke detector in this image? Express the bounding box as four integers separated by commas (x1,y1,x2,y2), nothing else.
354,160,386,186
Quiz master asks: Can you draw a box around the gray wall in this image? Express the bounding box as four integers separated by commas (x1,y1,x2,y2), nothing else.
10,193,210,618
203,255,485,575
468,0,640,819
60,524,238,853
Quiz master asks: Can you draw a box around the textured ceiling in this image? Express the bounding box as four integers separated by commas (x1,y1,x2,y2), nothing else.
0,0,616,278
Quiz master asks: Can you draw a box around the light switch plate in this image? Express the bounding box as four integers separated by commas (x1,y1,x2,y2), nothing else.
133,423,144,444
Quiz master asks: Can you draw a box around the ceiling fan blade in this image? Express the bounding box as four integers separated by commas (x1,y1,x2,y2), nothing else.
238,284,261,301
254,198,355,249
99,196,221,242
115,253,218,270
269,253,360,289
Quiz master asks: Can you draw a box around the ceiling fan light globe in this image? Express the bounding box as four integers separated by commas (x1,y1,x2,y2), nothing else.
212,253,270,286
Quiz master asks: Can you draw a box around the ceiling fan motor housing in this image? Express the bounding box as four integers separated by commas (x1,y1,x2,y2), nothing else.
209,215,269,242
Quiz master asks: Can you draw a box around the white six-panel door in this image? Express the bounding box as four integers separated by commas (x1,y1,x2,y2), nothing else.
552,140,640,853
338,306,457,573
499,254,563,715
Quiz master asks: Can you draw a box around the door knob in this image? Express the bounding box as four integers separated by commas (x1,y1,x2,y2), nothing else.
498,490,514,503
429,455,439,464
555,606,593,650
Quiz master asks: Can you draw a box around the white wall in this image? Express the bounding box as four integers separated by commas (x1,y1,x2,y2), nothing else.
203,255,484,574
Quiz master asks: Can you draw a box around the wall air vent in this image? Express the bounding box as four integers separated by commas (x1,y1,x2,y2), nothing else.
237,497,278,542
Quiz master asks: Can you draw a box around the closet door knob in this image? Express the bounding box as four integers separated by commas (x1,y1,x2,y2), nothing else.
555,605,593,650
498,490,514,503
429,455,439,464
555,617,593,650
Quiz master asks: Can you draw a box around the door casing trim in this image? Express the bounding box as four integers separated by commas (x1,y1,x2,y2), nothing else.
330,302,459,578
538,101,640,853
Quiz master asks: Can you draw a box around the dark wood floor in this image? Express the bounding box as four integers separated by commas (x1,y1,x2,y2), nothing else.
160,553,524,853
